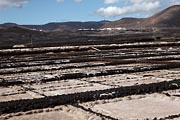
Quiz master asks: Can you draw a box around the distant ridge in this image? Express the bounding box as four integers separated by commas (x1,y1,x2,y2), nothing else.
22,21,110,31
0,21,110,31
103,5,180,28
0,23,33,31
0,23,18,27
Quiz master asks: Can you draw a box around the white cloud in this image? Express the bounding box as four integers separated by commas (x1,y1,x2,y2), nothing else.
0,0,30,8
104,0,119,4
97,1,160,17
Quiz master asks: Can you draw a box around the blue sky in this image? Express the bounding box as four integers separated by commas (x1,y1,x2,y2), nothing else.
0,0,180,24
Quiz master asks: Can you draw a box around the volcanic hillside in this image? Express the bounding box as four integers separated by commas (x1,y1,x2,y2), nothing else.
22,21,109,31
103,18,144,28
103,5,180,28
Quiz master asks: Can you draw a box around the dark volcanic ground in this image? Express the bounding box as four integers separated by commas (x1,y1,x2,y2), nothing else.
0,25,180,49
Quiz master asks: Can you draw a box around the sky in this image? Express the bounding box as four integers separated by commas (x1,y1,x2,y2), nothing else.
0,0,180,24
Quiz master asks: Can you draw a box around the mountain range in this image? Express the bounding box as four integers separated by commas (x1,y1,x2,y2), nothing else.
0,5,180,31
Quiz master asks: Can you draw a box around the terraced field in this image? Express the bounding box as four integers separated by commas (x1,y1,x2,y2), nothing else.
0,38,180,120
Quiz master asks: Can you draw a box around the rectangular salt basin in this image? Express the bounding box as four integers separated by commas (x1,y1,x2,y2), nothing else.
90,94,180,119
5,105,102,120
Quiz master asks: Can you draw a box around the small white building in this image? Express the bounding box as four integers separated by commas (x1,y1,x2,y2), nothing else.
99,27,126,31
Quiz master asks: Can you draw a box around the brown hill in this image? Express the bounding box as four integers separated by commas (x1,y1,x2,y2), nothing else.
103,18,144,28
103,5,180,28
141,5,180,27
